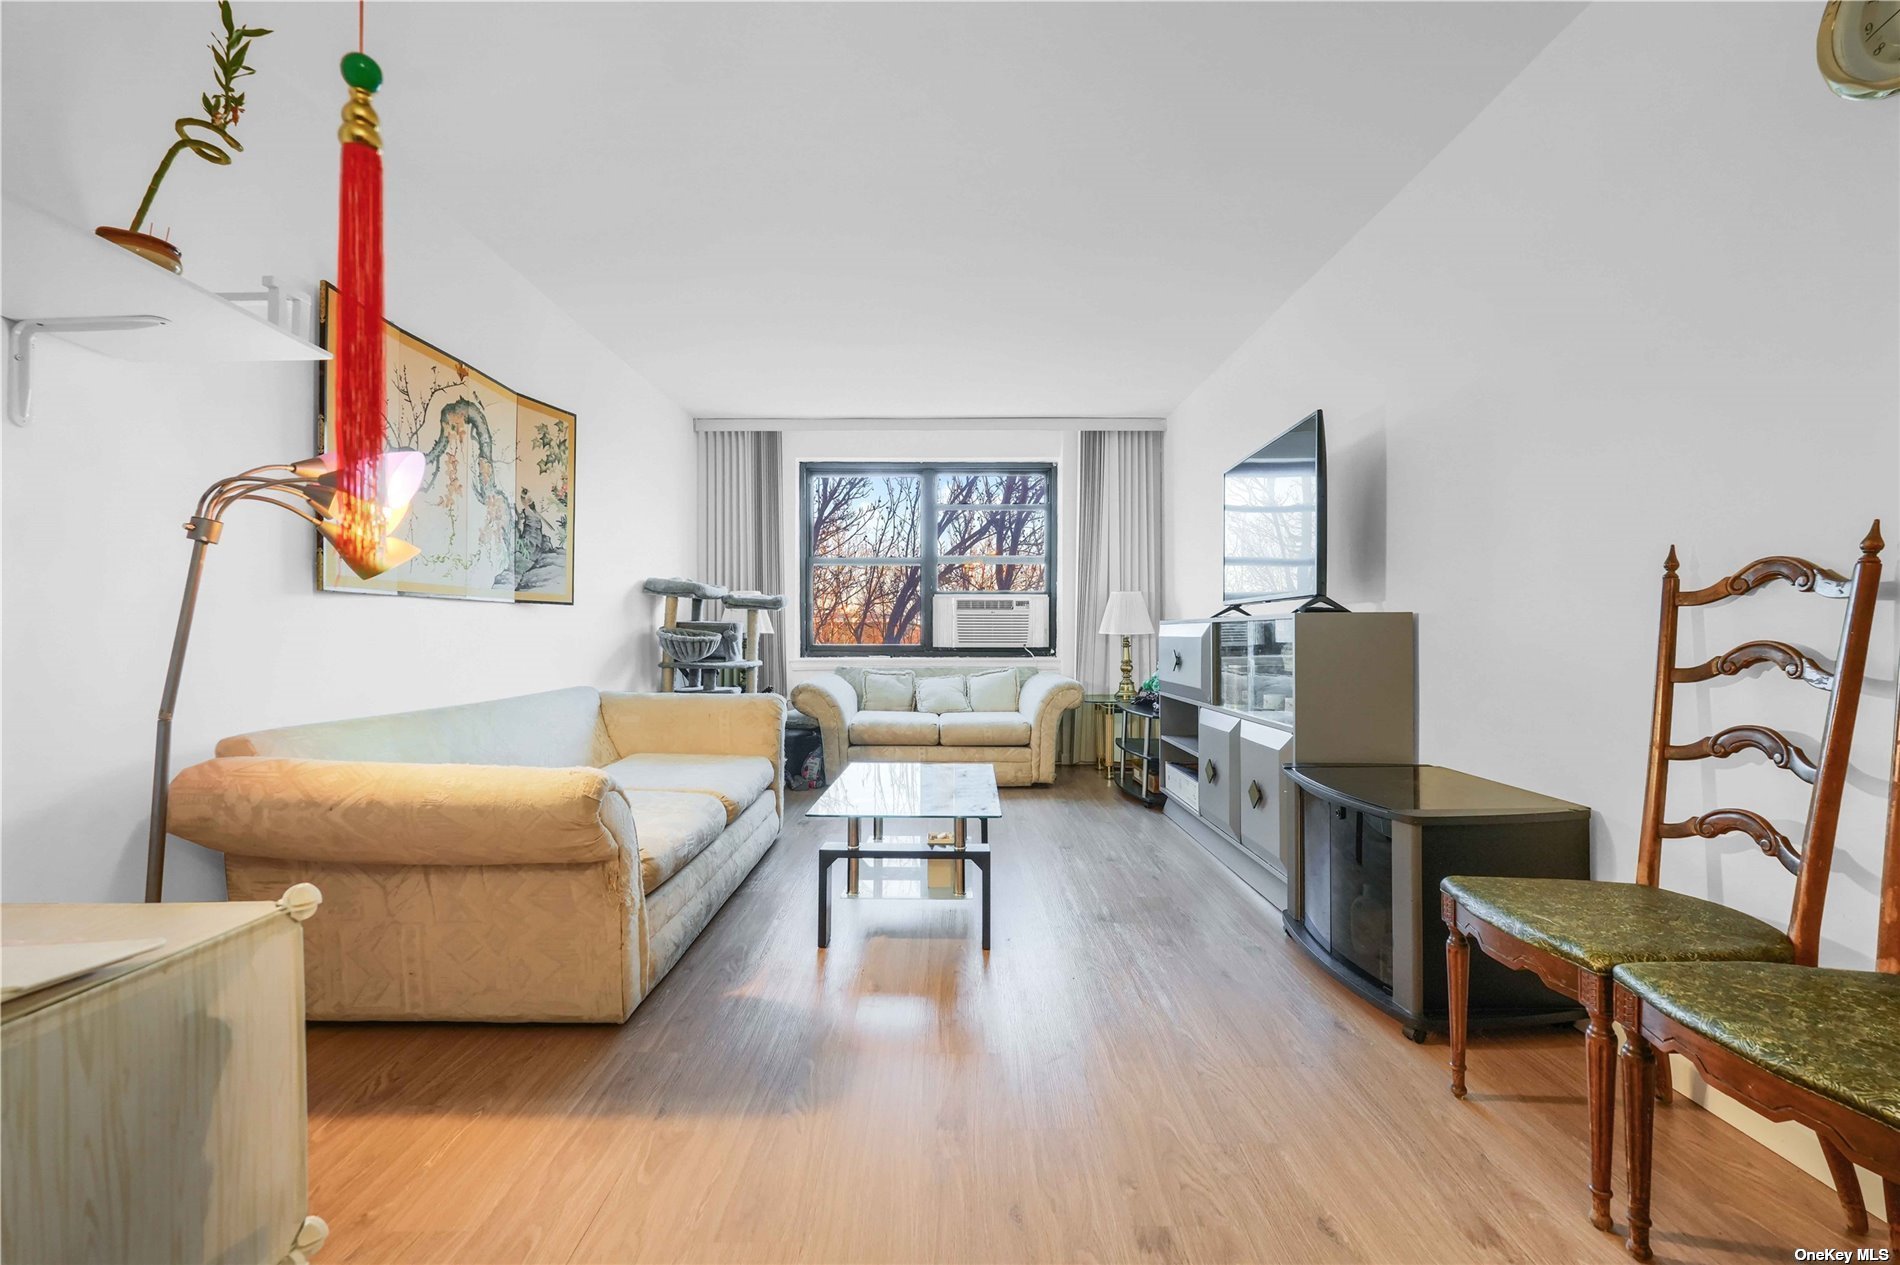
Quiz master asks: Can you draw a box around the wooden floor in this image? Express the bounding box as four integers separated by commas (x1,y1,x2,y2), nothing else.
306,770,1876,1264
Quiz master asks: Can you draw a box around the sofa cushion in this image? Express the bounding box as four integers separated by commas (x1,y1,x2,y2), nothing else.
603,753,775,823
938,711,1032,746
861,670,916,711
626,790,727,893
849,710,941,746
966,669,1020,712
916,675,971,714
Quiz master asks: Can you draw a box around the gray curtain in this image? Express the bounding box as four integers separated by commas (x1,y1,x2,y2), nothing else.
696,430,787,693
1071,430,1164,762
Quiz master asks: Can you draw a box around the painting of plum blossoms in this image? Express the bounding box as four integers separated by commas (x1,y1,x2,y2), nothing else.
317,284,576,604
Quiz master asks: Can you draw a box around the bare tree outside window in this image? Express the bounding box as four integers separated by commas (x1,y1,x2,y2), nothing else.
804,465,1054,651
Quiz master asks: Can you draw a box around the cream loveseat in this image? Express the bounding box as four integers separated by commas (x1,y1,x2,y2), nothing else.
789,666,1081,787
166,687,783,1023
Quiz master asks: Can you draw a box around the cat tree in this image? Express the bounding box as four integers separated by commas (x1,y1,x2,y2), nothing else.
642,577,783,693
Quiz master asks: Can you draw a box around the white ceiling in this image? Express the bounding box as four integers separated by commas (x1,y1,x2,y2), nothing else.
297,4,1583,417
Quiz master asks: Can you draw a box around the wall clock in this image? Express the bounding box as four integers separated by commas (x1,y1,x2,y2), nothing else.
1818,0,1900,98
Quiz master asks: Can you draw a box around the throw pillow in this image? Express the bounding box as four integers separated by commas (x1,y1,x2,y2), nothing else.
861,669,916,712
967,669,1020,712
916,675,971,714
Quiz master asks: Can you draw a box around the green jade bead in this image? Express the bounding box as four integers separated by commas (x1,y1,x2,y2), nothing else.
341,51,382,93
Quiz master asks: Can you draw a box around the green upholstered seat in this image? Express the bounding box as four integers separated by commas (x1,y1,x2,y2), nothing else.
1441,877,1794,975
1616,961,1900,1130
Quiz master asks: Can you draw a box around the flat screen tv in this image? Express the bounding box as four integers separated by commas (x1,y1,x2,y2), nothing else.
1221,410,1337,611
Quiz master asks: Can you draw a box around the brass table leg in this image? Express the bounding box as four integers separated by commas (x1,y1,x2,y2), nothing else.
847,817,861,896
953,818,968,897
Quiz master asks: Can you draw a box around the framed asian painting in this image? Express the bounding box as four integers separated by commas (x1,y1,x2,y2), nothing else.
316,283,577,604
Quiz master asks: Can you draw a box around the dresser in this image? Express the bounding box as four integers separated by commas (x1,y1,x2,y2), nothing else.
2,890,327,1265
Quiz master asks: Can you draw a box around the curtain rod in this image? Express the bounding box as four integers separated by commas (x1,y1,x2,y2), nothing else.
694,416,1166,433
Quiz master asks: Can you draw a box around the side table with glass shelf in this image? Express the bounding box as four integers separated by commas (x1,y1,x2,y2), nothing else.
1111,700,1164,805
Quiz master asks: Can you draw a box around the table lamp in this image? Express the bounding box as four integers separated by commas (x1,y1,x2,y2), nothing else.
143,449,425,900
1098,590,1156,702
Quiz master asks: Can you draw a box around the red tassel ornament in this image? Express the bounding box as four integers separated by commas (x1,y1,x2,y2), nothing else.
333,47,385,571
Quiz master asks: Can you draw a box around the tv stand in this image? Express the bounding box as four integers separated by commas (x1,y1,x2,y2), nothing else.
1209,594,1349,619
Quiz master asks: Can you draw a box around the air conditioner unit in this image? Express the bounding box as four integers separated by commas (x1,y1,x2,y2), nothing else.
932,594,1050,650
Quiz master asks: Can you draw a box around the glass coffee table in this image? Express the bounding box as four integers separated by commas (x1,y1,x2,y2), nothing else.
807,762,1000,951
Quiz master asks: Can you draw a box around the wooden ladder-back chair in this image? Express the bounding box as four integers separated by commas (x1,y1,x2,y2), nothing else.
1614,669,1900,1260
1441,524,1884,1235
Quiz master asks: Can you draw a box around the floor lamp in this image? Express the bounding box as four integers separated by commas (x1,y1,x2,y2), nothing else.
144,450,425,901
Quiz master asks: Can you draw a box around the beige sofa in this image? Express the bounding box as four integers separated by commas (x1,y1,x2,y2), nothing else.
789,666,1082,787
165,687,783,1023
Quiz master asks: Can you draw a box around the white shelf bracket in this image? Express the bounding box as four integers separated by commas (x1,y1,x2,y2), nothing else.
216,276,311,342
6,314,168,426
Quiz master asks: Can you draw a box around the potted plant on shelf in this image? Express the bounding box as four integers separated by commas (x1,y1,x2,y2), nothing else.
96,1,270,274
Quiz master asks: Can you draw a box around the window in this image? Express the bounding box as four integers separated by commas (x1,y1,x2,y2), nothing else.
801,462,1056,654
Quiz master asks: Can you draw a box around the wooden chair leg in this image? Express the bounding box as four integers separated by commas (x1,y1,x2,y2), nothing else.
1619,1024,1656,1261
1445,920,1470,1099
1585,980,1617,1233
1883,1179,1897,1254
1819,1140,1869,1236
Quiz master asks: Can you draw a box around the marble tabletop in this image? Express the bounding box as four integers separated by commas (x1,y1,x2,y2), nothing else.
807,761,1002,820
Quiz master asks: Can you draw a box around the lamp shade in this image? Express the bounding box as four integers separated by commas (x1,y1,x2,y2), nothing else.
303,449,428,580
1098,589,1155,637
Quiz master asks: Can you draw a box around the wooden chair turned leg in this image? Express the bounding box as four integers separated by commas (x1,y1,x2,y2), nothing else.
1584,975,1617,1233
1819,1140,1870,1236
1445,915,1470,1099
1884,1180,1898,1254
1619,1021,1656,1261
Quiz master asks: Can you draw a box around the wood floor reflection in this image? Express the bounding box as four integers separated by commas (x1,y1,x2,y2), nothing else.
304,770,1878,1263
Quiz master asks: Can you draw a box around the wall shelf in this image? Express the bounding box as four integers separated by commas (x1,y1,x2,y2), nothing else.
1,199,327,424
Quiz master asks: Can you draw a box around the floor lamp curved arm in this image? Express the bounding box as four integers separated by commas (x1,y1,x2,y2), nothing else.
143,452,424,901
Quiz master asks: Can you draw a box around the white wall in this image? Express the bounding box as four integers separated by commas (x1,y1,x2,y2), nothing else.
771,425,1082,687
1,3,694,902
1164,1,1897,1194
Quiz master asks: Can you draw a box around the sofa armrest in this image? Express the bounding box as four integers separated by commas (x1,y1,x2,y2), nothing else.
788,675,858,778
167,757,635,866
598,692,786,811
1018,672,1084,783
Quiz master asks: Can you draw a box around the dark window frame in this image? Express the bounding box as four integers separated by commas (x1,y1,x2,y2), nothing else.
799,460,1059,658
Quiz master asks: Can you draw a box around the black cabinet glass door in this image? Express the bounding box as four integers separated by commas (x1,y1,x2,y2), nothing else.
1328,807,1394,989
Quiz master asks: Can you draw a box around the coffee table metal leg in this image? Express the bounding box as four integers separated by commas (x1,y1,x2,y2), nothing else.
818,854,831,948
953,818,968,897
980,856,991,950
846,818,861,897
981,818,989,845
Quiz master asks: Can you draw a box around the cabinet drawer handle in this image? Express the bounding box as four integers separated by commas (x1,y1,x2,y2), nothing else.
1247,779,1265,809
1335,805,1348,820
1203,759,1218,784
1172,650,1184,671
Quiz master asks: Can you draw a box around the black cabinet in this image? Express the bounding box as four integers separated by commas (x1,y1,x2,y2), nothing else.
1285,764,1590,1042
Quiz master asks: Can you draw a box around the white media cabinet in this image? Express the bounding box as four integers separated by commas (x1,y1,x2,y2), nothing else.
1156,612,1417,908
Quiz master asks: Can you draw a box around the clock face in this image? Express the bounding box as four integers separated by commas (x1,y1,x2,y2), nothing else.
1820,0,1900,98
